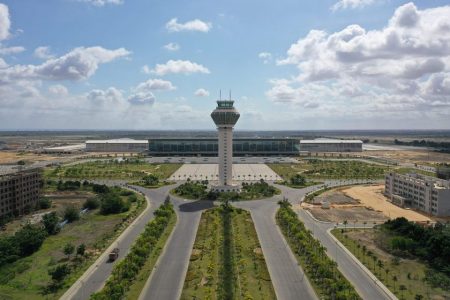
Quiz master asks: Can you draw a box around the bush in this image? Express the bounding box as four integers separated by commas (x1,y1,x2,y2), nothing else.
49,263,70,283
83,198,100,210
14,224,47,257
64,206,80,223
42,212,60,235
142,174,159,186
100,193,129,215
38,197,52,209
290,174,306,186
92,184,110,194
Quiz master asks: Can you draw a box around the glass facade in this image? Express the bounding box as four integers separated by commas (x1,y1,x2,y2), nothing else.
148,138,300,156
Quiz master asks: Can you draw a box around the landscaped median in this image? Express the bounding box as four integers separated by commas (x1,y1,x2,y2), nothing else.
181,206,276,300
276,200,360,300
90,199,176,300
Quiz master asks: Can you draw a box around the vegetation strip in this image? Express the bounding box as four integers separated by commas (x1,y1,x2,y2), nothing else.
181,206,276,300
276,200,360,300
332,218,450,299
90,199,176,300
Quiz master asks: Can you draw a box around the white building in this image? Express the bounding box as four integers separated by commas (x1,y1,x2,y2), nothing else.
385,172,450,217
42,144,86,154
211,99,240,191
300,139,363,152
85,139,148,152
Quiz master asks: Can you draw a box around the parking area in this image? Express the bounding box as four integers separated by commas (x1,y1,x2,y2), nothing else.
169,163,282,182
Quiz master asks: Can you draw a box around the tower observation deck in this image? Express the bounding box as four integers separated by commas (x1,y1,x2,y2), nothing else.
211,99,240,190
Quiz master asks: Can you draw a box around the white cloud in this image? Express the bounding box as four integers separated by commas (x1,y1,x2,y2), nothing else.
331,0,376,11
141,65,151,74
194,88,209,97
77,0,123,6
34,46,54,59
128,92,155,105
135,78,176,91
0,3,10,41
270,3,450,118
150,59,210,76
48,84,69,96
166,18,212,33
87,87,123,104
0,46,25,55
0,46,130,82
258,52,272,64
163,42,180,51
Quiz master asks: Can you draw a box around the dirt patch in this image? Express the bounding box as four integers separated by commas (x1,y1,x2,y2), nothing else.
253,247,263,255
364,149,450,165
0,151,61,164
309,207,387,223
343,185,431,222
314,189,359,205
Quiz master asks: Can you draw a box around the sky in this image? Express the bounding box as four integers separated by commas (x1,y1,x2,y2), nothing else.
0,0,450,130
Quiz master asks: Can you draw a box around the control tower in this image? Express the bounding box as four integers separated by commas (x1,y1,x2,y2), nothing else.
211,96,240,190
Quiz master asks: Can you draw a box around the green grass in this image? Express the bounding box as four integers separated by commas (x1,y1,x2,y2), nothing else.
181,207,276,300
332,229,450,300
44,160,181,180
0,194,146,300
268,160,390,180
124,212,177,299
276,180,323,189
396,168,437,177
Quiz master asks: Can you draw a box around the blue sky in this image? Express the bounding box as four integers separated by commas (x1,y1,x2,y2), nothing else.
1,0,450,130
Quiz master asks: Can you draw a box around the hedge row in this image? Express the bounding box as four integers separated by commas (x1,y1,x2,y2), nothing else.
91,200,175,300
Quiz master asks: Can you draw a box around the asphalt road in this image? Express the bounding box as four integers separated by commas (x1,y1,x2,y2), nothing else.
277,184,392,300
63,184,172,300
234,197,318,300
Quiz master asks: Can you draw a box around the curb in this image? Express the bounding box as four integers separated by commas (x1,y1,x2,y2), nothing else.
326,228,398,300
302,209,334,224
60,187,152,300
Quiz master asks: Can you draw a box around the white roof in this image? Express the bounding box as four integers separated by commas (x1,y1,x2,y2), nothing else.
86,138,148,144
43,144,86,151
300,139,363,144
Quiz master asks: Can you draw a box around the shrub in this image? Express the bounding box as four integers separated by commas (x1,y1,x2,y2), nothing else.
64,206,80,223
100,193,128,215
49,263,70,283
83,198,100,210
42,212,60,235
14,224,47,257
142,174,159,186
38,197,52,209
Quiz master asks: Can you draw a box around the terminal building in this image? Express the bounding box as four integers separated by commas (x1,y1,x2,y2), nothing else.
148,138,300,156
384,172,450,216
300,139,363,152
85,139,148,152
0,168,43,218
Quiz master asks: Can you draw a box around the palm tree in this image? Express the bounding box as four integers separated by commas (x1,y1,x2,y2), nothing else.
399,284,407,299
377,259,384,275
392,275,398,291
385,268,390,283
343,220,348,231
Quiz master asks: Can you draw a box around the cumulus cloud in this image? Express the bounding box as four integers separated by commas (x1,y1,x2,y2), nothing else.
166,18,212,33
135,78,176,91
48,84,69,96
0,46,130,82
258,52,272,64
150,60,210,76
194,88,209,97
77,0,123,6
128,92,155,105
0,46,25,55
163,42,180,51
270,2,450,117
34,46,54,59
87,87,123,104
0,3,10,41
331,0,376,11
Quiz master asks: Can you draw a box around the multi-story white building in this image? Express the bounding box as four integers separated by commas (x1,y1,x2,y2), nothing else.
385,172,450,217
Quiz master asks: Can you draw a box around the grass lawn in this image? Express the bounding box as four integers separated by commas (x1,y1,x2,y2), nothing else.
332,229,450,300
396,168,437,177
181,207,275,300
124,212,177,299
0,193,146,300
44,160,181,180
268,160,390,180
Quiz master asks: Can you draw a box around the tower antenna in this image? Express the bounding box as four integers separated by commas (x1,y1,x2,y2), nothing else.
229,90,231,100
219,90,222,100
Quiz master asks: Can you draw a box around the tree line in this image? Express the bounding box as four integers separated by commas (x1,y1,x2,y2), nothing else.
277,200,360,300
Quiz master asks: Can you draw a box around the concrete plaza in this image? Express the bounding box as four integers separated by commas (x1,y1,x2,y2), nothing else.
169,163,282,182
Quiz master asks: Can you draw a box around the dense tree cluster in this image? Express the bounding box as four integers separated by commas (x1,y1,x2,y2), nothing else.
381,218,450,277
91,200,175,300
290,174,306,186
277,200,360,299
394,139,450,152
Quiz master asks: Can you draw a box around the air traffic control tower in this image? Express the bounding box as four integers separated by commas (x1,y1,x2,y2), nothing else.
211,97,240,191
